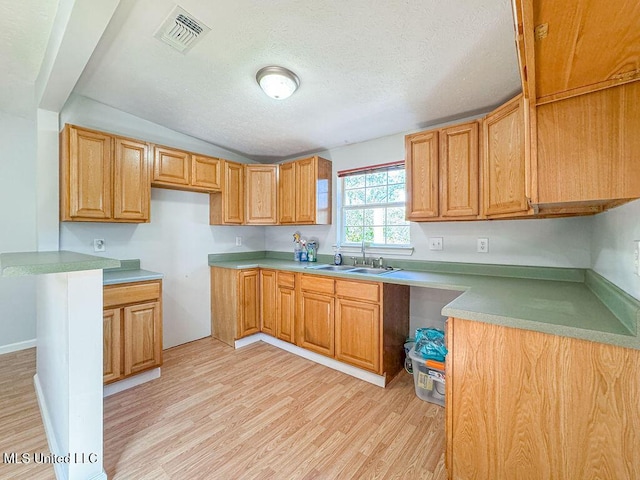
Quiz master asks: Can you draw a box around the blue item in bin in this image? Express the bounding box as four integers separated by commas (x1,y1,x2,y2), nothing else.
414,328,447,362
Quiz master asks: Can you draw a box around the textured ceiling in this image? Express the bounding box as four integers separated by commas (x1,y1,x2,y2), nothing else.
0,0,59,117
81,1,520,161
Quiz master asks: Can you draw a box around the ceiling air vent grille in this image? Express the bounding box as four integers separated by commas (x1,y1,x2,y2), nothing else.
154,5,211,54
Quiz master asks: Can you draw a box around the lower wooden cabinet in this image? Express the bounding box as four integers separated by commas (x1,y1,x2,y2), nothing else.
261,269,297,343
297,274,409,379
211,267,260,346
275,272,296,343
211,267,409,382
446,317,640,479
335,297,380,372
298,290,335,357
103,280,163,384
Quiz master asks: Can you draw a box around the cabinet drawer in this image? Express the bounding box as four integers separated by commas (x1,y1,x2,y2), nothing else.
336,279,380,303
278,271,296,289
300,274,334,295
104,281,161,308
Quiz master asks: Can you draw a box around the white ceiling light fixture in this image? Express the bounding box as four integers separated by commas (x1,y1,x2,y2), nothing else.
256,66,300,100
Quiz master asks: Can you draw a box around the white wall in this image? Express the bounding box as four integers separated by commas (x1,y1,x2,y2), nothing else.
0,109,38,350
265,128,593,268
264,127,594,334
591,199,640,299
60,95,264,348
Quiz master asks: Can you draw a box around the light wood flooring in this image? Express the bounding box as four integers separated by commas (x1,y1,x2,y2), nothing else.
1,338,446,479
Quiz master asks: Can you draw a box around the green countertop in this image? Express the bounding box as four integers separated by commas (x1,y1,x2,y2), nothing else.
0,251,120,277
208,252,640,351
103,259,163,285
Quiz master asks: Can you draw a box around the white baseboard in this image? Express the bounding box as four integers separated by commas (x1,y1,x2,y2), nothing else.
0,338,36,355
235,334,387,388
103,368,161,397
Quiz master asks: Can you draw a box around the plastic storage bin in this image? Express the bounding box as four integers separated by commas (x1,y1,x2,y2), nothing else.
408,346,445,407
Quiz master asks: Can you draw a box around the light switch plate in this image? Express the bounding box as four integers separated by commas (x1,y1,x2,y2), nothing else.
634,240,640,276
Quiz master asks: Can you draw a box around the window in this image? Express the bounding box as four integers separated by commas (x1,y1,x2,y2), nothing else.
340,163,410,247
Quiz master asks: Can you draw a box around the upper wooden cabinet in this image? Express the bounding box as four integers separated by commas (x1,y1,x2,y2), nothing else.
405,121,479,221
482,95,530,218
535,81,640,209
210,160,245,225
405,130,439,219
192,154,222,190
514,0,640,104
278,156,332,225
60,124,150,223
245,165,277,224
152,146,190,187
152,146,222,193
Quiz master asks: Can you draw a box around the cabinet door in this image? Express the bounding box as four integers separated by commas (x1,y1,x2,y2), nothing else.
66,126,113,220
245,165,277,224
335,298,380,373
405,130,439,219
153,146,190,186
238,270,260,337
192,155,221,190
223,161,245,224
295,157,317,223
536,82,640,204
260,270,277,336
276,272,296,344
448,317,640,479
278,161,296,223
123,301,162,376
298,291,334,357
440,122,479,218
482,95,529,217
113,137,150,222
103,308,122,384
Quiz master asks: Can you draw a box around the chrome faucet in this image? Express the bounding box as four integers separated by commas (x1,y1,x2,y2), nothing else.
361,240,367,266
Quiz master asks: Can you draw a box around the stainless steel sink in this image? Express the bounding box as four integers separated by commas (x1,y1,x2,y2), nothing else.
305,264,401,275
308,264,358,272
347,267,400,275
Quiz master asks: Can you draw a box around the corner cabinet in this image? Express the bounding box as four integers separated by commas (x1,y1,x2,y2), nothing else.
210,267,259,346
261,269,296,343
103,280,163,384
405,121,479,221
60,124,150,223
446,317,640,479
278,156,332,225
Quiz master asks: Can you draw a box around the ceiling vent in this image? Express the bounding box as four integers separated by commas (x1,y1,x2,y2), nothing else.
154,5,211,54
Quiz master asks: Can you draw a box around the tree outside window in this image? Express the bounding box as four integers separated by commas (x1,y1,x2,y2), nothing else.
341,166,410,246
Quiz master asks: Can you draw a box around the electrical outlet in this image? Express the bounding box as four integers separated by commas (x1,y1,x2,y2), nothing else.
635,240,640,276
477,238,489,253
429,237,443,251
235,236,242,246
93,239,105,252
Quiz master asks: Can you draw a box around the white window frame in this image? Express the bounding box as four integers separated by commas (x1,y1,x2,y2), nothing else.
337,163,414,256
